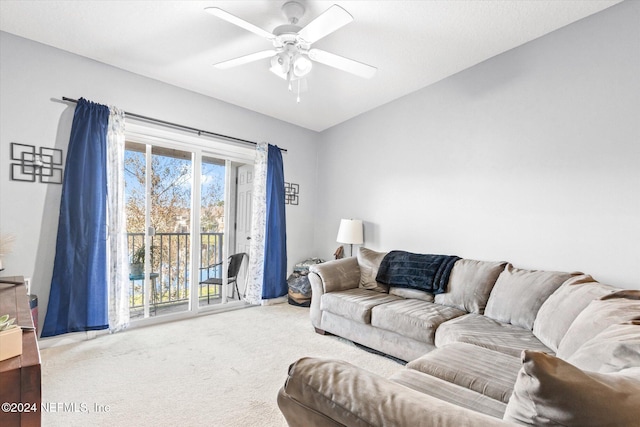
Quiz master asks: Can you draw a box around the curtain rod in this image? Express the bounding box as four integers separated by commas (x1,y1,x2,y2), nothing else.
61,97,287,153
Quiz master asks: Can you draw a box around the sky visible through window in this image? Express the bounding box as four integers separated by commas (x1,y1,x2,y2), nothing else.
124,149,226,234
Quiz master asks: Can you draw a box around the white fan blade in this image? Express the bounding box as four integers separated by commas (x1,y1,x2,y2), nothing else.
214,50,276,69
205,7,275,40
297,5,353,44
308,49,377,79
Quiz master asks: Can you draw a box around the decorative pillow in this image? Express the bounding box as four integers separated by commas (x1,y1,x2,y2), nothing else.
504,350,640,426
356,247,388,293
434,259,506,314
484,264,577,330
389,287,433,302
533,275,616,352
567,320,640,373
556,290,640,359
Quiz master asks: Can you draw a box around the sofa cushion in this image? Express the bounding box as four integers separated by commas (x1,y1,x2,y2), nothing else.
532,275,616,352
566,320,640,373
389,287,434,302
435,313,552,357
390,369,508,419
556,290,640,359
356,247,389,292
434,259,507,314
320,288,402,324
407,343,520,403
321,311,437,362
371,299,465,344
484,264,577,330
503,350,640,426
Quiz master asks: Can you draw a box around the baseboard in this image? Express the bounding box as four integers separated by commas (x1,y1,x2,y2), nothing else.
39,329,105,349
261,296,288,306
38,302,253,348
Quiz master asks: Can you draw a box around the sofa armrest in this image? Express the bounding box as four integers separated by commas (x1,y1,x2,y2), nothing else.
278,357,517,427
308,258,361,329
310,257,361,293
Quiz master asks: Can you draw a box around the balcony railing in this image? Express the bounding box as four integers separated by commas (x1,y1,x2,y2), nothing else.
127,232,223,311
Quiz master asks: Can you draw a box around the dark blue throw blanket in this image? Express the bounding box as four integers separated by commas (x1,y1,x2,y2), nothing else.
375,251,460,294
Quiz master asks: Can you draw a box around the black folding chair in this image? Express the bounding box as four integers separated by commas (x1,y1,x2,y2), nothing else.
199,253,247,303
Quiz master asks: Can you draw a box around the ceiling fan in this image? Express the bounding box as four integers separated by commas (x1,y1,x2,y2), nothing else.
205,1,377,102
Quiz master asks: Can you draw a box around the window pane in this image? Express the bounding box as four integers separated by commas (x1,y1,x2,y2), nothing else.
150,147,192,314
199,156,225,307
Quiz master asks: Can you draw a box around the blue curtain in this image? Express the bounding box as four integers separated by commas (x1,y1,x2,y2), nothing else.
42,98,110,337
262,144,288,299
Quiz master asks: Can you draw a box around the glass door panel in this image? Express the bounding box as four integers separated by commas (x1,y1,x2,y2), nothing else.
199,156,226,307
124,141,148,318
125,142,194,318
150,146,193,316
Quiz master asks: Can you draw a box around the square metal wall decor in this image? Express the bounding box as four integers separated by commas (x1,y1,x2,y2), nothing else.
284,182,299,205
10,143,63,184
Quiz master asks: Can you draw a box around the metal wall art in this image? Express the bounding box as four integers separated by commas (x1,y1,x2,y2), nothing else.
10,143,63,184
284,182,299,205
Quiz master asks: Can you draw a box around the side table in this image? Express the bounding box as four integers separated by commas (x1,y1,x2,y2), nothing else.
0,278,41,427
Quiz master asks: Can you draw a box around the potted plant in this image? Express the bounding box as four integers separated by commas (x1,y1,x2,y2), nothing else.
129,246,146,277
129,245,156,277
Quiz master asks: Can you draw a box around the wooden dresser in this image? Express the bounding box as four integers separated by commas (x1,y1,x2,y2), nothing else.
0,278,41,427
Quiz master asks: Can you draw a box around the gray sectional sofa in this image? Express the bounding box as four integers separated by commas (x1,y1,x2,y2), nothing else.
277,248,640,426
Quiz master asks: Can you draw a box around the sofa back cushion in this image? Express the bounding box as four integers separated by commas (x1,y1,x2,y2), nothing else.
532,275,616,352
484,264,577,330
434,259,506,314
356,247,388,293
556,290,640,359
566,320,640,373
504,350,640,426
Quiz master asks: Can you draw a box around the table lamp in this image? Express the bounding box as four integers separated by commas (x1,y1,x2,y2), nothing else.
336,219,364,257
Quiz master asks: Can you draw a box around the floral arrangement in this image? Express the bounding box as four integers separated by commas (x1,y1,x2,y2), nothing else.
0,233,16,270
0,314,17,331
0,233,16,257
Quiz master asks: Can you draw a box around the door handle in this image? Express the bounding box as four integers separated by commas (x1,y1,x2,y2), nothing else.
246,237,251,240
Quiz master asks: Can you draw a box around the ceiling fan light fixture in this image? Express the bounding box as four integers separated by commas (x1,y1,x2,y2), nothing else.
270,52,290,77
292,54,312,77
206,2,377,103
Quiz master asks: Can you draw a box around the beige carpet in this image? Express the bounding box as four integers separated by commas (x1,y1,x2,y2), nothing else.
41,303,403,426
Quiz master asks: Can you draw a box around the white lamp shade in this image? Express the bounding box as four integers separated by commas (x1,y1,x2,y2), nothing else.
293,56,312,77
336,219,364,245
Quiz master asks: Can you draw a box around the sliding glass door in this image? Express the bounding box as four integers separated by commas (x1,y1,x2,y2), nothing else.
124,136,253,321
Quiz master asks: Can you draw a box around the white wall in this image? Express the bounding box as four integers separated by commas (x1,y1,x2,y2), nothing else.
0,32,320,330
314,1,640,289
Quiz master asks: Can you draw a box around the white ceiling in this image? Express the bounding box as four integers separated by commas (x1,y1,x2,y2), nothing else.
0,0,622,132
